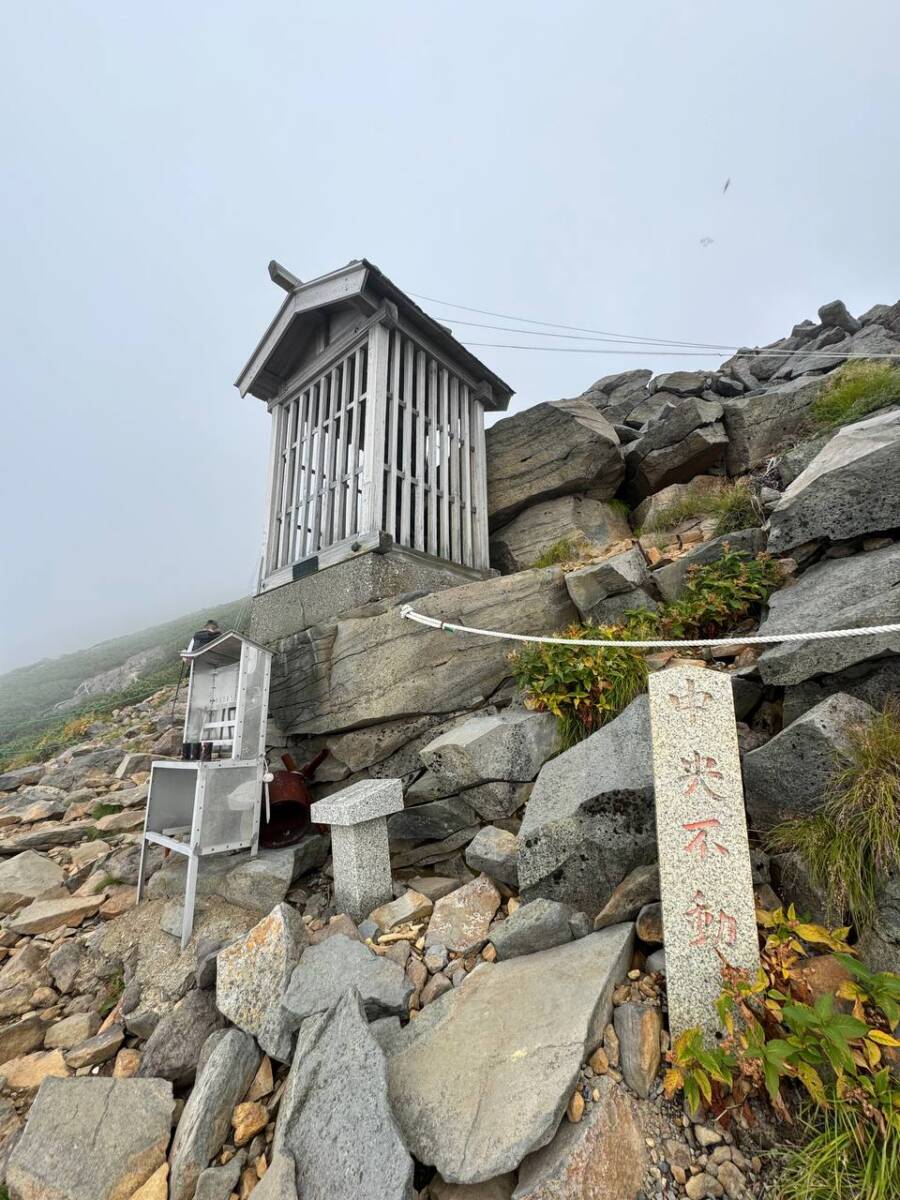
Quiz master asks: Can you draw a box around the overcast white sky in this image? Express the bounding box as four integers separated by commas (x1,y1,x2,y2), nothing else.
2,1,899,673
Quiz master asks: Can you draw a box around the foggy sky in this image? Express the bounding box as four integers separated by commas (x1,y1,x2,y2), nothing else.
2,1,899,673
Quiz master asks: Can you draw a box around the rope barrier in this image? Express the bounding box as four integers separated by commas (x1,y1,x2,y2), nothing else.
399,604,900,651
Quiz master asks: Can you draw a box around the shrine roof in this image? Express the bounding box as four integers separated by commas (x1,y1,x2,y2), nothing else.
235,258,514,409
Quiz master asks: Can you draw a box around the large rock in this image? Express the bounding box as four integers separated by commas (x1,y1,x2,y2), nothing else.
564,547,658,623
387,926,634,1184
756,543,900,685
743,693,877,828
7,894,100,935
138,988,224,1086
216,903,308,1062
0,820,95,854
168,1029,260,1200
593,863,660,929
272,989,413,1200
651,527,766,602
0,851,65,913
420,711,559,792
768,409,900,553
625,398,728,500
783,656,900,724
513,1077,646,1200
272,569,578,738
424,874,501,954
489,496,631,574
518,697,655,914
7,1076,173,1200
485,398,624,528
388,798,478,844
632,476,722,530
488,898,573,960
0,764,45,791
465,826,519,887
818,299,861,333
721,375,826,473
281,935,413,1027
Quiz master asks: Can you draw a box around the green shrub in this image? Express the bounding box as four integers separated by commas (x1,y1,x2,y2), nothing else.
769,704,900,932
512,551,782,746
810,360,900,430
653,549,784,640
665,908,900,1200
531,539,577,568
510,622,649,749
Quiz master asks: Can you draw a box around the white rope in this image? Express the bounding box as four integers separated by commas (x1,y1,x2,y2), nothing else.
399,604,900,650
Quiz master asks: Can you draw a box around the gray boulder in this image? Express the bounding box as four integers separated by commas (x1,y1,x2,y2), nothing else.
488,898,574,960
625,399,728,499
818,299,861,333
273,989,414,1200
777,434,831,487
489,496,631,574
465,825,519,886
783,656,900,724
388,797,478,844
565,547,658,623
649,370,711,396
195,1153,246,1200
743,693,877,828
215,848,298,912
518,696,655,914
651,527,766,602
138,987,224,1086
168,1029,260,1200
271,568,577,738
0,764,45,791
216,902,309,1062
420,710,559,792
0,851,65,913
721,375,826,473
7,1076,173,1200
768,410,900,553
386,926,633,1184
757,543,900,685
485,398,624,528
281,935,413,1027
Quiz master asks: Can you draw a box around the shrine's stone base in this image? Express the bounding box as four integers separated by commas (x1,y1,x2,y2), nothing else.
248,543,489,646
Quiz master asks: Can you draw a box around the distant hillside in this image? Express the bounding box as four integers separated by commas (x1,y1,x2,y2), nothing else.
0,598,249,765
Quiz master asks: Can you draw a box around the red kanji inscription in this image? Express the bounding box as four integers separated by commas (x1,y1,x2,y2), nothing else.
682,818,729,860
684,890,738,948
680,751,725,800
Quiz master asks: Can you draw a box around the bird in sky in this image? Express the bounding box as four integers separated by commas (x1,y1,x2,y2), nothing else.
722,177,731,194
699,236,714,247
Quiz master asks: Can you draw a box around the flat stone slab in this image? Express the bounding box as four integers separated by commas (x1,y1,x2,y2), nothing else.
0,851,65,914
311,778,403,826
7,894,101,935
387,926,634,1184
7,1076,173,1200
648,666,759,1039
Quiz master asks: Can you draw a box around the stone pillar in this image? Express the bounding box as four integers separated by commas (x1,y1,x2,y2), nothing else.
648,665,759,1040
310,779,404,923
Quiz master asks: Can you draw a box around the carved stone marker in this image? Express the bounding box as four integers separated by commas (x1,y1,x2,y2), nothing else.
648,665,760,1039
310,778,403,923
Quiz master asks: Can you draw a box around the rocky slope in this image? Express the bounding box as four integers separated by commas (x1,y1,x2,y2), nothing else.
0,297,898,1199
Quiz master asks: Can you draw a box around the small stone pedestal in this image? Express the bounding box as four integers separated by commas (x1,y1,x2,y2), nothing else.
311,779,403,923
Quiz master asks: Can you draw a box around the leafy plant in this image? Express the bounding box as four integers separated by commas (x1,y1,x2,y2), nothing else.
98,970,124,1017
653,549,783,640
531,538,577,568
513,551,782,746
664,908,900,1200
810,360,900,430
769,704,900,932
510,622,649,749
